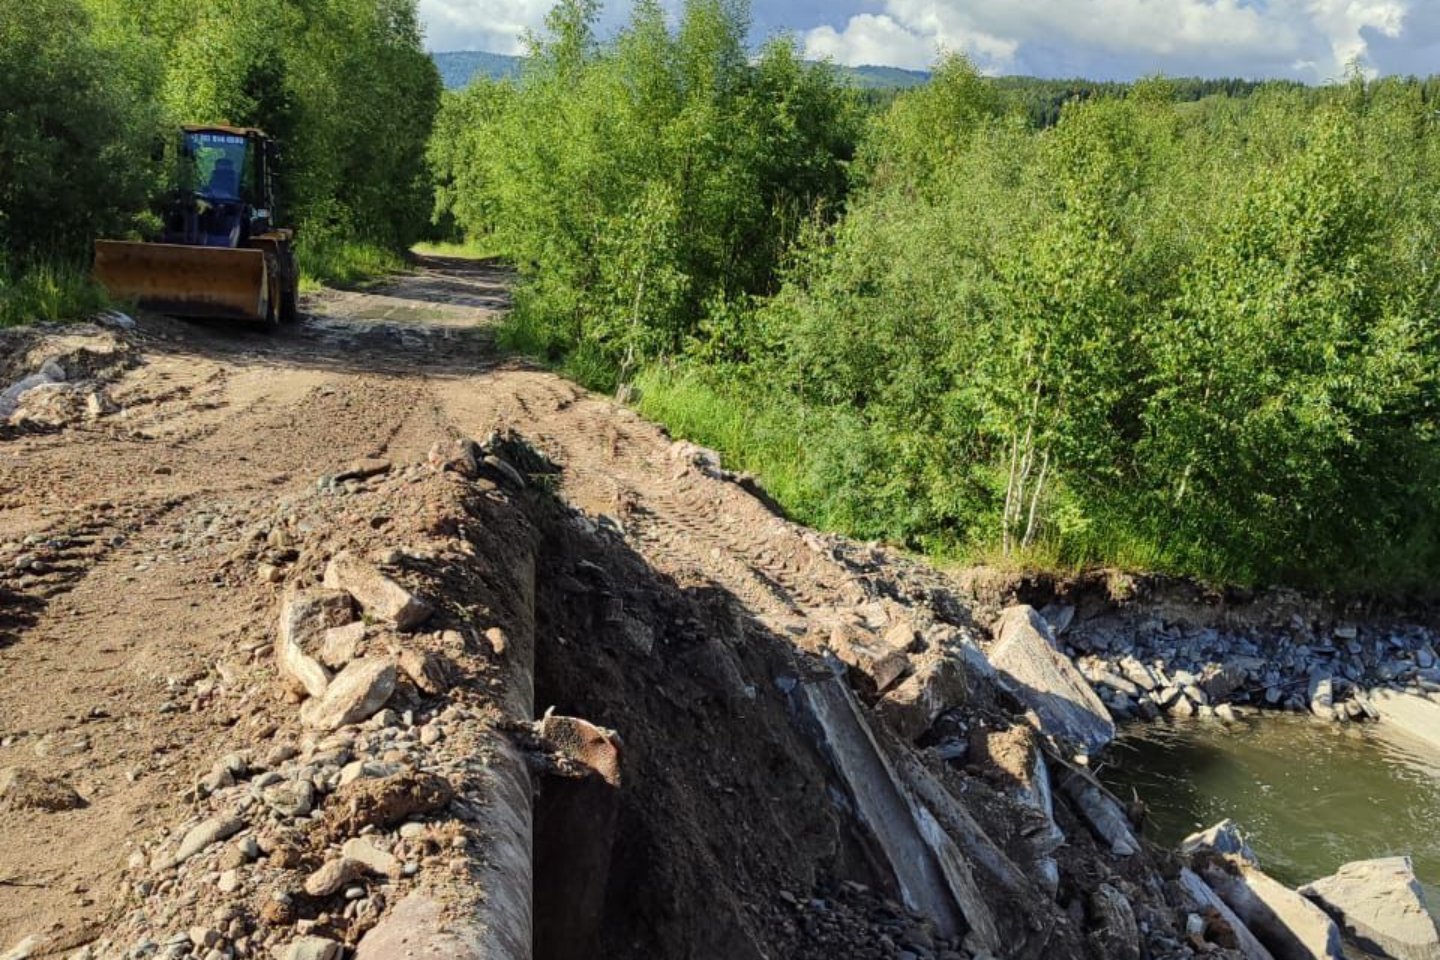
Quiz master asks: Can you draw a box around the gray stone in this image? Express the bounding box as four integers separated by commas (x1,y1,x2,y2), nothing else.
1089,883,1140,960
1181,820,1258,865
300,658,397,731
1300,857,1440,960
323,551,432,630
303,858,365,897
275,936,343,960
263,779,315,818
173,815,245,865
1119,657,1159,692
1310,673,1339,722
1058,768,1138,857
988,606,1114,755
342,837,401,878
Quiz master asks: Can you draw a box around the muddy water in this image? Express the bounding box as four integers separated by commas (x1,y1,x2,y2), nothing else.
1102,716,1440,911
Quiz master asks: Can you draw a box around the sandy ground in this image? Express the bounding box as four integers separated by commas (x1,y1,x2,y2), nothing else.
0,256,915,952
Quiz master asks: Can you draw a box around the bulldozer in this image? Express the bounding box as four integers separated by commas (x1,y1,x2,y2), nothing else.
94,125,299,327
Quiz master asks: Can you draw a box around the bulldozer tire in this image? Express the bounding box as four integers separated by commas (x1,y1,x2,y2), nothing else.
280,264,299,325
262,254,283,331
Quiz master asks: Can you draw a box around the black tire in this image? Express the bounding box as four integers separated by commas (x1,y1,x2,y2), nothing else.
263,253,283,331
280,261,299,324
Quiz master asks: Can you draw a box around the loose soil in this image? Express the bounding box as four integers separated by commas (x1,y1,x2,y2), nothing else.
0,256,1200,959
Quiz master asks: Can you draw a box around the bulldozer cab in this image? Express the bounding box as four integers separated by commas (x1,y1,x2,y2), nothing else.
166,126,280,248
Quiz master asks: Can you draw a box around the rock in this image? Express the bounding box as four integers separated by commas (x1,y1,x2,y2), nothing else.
263,779,315,818
0,768,85,812
1199,858,1345,960
323,552,432,630
1182,820,1259,865
304,858,366,897
0,935,43,960
333,458,392,483
276,589,354,698
1119,657,1159,692
1418,647,1437,670
1201,663,1248,702
339,760,404,787
988,606,1114,755
173,815,245,865
300,658,397,731
828,623,910,693
397,648,453,696
1088,883,1140,960
319,622,366,669
1299,857,1440,960
1057,768,1138,856
1309,673,1339,722
1368,689,1440,752
342,837,401,877
188,927,221,949
427,438,481,478
1176,867,1277,960
1038,603,1076,637
1216,704,1241,723
275,936,343,960
875,650,970,741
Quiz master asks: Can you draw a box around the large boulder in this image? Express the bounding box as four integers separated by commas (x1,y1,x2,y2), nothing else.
299,658,397,731
1368,689,1440,753
323,552,432,630
1199,858,1345,960
1299,857,1440,960
988,606,1115,755
275,588,354,698
876,650,969,741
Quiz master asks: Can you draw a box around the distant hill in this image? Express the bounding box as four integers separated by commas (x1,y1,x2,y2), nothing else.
840,64,931,90
433,51,523,89
431,50,931,91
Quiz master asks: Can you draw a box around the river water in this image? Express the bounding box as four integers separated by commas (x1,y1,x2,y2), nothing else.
1101,716,1440,912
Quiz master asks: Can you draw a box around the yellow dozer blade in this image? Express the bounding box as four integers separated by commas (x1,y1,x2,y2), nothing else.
94,240,271,322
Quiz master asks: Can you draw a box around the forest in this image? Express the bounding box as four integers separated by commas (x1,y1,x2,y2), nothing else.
6,0,1440,592
0,0,439,323
430,0,1440,593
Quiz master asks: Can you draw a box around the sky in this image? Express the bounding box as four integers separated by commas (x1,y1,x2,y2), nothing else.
419,0,1440,82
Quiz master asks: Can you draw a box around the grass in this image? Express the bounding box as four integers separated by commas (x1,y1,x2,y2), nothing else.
631,364,827,524
297,237,408,292
0,262,112,328
410,238,500,260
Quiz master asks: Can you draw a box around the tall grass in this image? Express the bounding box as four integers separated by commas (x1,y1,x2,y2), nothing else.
0,262,111,328
296,235,407,291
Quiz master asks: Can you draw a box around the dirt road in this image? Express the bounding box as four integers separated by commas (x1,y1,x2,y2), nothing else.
0,256,933,951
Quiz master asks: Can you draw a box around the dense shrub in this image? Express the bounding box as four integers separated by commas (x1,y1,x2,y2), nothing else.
429,0,861,386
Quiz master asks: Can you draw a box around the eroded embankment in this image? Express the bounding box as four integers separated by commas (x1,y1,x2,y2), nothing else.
67,431,1224,960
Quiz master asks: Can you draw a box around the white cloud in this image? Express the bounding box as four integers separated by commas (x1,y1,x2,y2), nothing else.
802,0,1416,80
804,15,945,70
419,0,557,52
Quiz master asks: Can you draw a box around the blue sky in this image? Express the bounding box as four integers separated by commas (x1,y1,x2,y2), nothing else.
419,0,1440,81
